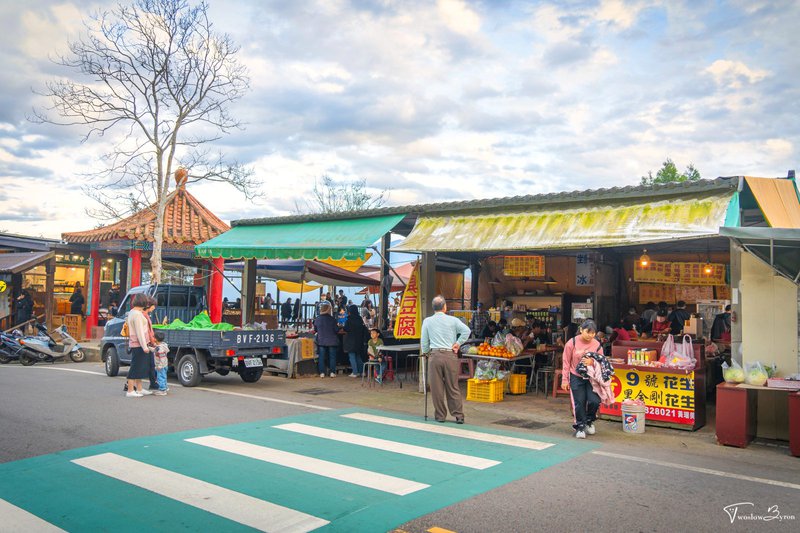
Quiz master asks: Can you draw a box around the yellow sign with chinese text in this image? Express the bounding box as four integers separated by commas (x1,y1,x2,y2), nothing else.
393,262,421,339
503,255,545,277
634,261,725,286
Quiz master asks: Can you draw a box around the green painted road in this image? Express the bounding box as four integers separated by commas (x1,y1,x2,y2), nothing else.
0,408,594,532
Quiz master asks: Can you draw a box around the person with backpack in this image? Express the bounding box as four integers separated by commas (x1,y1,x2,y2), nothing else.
561,319,604,439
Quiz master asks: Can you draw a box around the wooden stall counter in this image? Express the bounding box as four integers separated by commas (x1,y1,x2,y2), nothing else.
716,382,800,457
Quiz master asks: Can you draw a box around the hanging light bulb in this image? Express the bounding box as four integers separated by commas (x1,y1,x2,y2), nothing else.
703,262,714,275
639,249,651,268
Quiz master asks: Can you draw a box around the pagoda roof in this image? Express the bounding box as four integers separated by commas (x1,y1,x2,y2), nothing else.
62,186,229,245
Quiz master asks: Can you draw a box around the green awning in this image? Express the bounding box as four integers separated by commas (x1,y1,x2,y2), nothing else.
393,192,735,253
195,214,405,260
720,227,800,284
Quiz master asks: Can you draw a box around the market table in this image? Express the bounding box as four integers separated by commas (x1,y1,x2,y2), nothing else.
378,343,420,388
462,347,556,391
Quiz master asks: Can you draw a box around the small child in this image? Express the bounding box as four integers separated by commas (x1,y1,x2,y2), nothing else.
367,327,385,383
153,330,169,396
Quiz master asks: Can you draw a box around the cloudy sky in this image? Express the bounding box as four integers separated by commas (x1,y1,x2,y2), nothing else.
0,0,797,239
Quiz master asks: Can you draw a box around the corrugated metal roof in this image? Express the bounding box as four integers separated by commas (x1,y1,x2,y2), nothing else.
0,252,54,274
232,176,742,227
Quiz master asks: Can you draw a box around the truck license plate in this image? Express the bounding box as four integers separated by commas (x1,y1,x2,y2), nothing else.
243,358,263,368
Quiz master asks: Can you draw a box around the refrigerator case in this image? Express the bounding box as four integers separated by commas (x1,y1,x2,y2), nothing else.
696,299,729,339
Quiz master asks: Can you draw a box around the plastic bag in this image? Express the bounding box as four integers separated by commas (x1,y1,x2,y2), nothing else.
744,361,768,386
659,335,675,364
665,335,696,369
722,360,744,383
504,334,523,356
492,332,505,347
474,359,499,380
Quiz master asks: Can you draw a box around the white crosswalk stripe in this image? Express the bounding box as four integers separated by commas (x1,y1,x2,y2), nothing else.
342,412,555,450
186,435,429,495
71,452,328,533
275,422,500,470
0,498,67,532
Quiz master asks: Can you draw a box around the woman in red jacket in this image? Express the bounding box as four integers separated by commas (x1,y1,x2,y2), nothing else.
561,320,604,439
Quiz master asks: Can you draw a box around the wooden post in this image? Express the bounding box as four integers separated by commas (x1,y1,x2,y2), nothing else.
470,260,480,309
242,258,257,326
85,251,101,338
44,257,55,330
208,257,224,324
379,232,391,329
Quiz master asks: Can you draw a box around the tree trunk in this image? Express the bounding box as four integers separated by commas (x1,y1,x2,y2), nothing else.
150,197,168,283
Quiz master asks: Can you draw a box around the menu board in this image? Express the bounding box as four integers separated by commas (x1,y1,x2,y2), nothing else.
634,261,726,286
503,256,545,277
639,283,723,304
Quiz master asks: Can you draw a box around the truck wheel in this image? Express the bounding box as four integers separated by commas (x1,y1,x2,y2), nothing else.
104,347,119,377
70,349,86,363
240,368,263,383
177,353,202,387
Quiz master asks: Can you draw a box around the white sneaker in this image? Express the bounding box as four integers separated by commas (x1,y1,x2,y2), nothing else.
320,373,325,378
575,430,586,439
153,390,167,396
125,391,142,398
585,423,596,435
329,372,336,378
349,373,358,378
139,389,153,396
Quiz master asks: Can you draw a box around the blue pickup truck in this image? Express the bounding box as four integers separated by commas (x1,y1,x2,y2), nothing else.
101,284,286,387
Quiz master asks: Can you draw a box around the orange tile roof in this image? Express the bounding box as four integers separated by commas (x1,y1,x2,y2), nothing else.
62,187,230,245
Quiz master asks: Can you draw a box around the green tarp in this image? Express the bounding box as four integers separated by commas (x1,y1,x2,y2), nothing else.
153,312,235,331
194,214,405,260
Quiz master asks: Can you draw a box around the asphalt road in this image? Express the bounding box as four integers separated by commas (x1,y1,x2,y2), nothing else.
1,362,798,533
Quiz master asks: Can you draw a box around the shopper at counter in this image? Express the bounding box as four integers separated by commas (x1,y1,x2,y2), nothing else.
314,301,339,378
69,283,85,315
668,301,691,335
15,289,34,325
561,319,604,439
343,305,367,377
469,302,490,338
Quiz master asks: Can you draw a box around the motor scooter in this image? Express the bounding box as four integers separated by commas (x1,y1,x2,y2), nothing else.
0,329,26,364
17,323,86,366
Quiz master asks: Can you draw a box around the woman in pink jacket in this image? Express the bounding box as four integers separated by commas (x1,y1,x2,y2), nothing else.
561,319,604,439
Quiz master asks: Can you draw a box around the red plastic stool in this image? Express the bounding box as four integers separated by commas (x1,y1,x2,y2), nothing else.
383,355,395,382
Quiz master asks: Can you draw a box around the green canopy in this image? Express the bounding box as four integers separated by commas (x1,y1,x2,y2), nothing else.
195,214,405,260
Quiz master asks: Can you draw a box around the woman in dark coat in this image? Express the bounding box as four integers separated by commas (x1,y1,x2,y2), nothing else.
15,289,34,325
69,283,85,315
313,301,339,377
343,304,367,377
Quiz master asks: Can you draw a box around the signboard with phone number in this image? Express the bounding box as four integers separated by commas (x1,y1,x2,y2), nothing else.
599,367,700,428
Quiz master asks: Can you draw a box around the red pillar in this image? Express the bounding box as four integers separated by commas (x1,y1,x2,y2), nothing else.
85,252,101,338
129,250,142,288
209,257,224,324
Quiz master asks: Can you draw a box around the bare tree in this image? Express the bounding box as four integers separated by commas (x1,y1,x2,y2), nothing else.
295,176,388,214
32,0,256,282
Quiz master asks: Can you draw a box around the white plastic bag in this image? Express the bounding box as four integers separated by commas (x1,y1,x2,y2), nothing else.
666,335,696,369
504,334,523,356
722,360,744,383
744,361,768,386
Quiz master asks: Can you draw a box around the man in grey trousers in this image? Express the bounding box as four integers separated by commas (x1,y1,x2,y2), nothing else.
421,295,471,423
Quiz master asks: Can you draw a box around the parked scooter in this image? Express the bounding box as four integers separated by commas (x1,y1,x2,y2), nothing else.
0,329,26,364
17,323,85,365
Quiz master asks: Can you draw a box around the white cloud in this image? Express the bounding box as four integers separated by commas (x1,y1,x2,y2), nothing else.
596,0,646,29
437,0,481,35
704,59,770,88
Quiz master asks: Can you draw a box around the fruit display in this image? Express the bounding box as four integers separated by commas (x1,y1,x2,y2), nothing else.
476,342,514,359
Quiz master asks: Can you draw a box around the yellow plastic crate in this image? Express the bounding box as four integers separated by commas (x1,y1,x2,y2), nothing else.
508,374,527,395
467,378,504,403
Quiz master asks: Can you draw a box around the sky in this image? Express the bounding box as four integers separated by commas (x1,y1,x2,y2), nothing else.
0,0,798,240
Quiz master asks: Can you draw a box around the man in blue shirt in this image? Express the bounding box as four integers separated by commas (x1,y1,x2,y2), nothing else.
421,295,471,424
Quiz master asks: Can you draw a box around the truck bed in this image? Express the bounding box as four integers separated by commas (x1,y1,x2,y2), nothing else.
160,329,286,351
